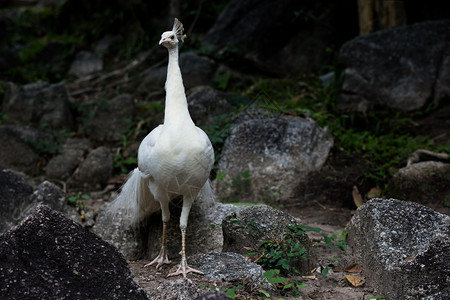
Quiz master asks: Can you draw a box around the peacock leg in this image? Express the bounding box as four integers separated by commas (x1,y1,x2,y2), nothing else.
145,198,171,268
168,196,203,277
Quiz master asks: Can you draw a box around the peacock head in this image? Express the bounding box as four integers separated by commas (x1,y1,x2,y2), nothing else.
159,18,186,49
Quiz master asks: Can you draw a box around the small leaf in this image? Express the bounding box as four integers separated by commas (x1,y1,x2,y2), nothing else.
367,185,381,199
345,274,365,287
352,185,364,207
344,263,363,273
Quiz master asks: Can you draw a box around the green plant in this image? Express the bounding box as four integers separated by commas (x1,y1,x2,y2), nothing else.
0,113,8,125
26,135,62,156
323,230,347,251
257,224,315,274
208,285,243,299
67,192,89,211
203,114,232,161
262,269,305,298
368,295,386,300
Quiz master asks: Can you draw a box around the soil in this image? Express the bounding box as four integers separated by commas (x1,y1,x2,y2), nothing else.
127,204,379,299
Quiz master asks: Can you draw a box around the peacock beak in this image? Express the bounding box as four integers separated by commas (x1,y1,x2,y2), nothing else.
159,38,166,45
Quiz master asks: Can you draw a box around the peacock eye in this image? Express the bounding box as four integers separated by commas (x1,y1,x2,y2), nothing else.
170,35,174,39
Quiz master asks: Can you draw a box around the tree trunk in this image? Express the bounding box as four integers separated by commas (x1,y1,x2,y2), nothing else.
357,0,406,35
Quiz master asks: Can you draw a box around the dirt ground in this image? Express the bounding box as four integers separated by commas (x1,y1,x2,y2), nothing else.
128,203,380,300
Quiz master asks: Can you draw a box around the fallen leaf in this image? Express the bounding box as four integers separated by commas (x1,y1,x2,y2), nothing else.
367,186,381,199
352,186,364,207
344,263,363,273
345,274,365,287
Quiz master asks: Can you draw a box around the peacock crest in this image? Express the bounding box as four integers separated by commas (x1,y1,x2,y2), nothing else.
172,18,186,42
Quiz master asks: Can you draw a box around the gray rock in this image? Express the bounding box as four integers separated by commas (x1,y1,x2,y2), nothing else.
0,204,148,299
187,86,234,127
30,181,81,224
0,168,34,233
338,20,450,112
68,50,103,77
222,205,312,273
388,161,450,213
347,198,450,299
193,292,233,300
46,138,92,180
179,52,217,90
3,81,74,129
0,168,81,234
70,146,114,188
139,52,217,93
147,278,199,300
94,200,232,260
0,126,41,174
190,252,273,291
213,111,333,204
93,202,140,259
46,148,84,180
83,94,136,142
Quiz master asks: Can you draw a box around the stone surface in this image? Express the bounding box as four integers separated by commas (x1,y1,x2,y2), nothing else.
3,81,74,129
338,20,450,112
94,200,229,260
146,278,199,300
193,292,233,300
190,252,273,291
0,125,55,174
70,146,114,188
46,137,92,180
213,111,333,204
387,161,450,214
68,50,103,77
0,168,34,233
83,94,136,142
0,204,148,299
222,205,312,273
187,86,234,128
347,198,450,299
0,168,81,234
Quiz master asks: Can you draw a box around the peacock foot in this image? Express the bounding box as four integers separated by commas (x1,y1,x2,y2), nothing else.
144,248,171,269
167,260,203,278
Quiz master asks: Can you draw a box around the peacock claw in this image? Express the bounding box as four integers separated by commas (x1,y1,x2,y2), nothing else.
144,252,171,269
168,262,203,278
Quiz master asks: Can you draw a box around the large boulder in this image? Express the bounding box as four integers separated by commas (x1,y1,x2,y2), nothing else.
347,198,450,299
46,138,92,180
3,81,74,129
83,94,136,142
0,167,81,234
69,146,114,188
203,0,357,75
387,161,450,215
187,86,235,128
93,200,233,260
0,204,148,299
0,168,33,233
221,205,312,273
190,252,272,291
338,20,450,112
213,111,333,205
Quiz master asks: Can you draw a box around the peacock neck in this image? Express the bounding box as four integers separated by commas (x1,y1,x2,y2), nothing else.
163,46,194,128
